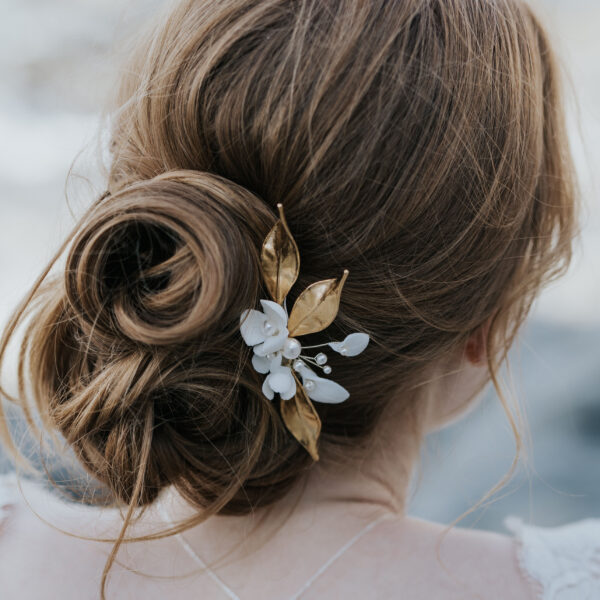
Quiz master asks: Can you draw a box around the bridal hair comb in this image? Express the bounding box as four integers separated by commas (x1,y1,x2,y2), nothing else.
240,204,369,460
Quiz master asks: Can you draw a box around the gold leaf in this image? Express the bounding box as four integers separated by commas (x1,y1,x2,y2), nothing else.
280,373,322,461
260,203,300,305
287,270,349,337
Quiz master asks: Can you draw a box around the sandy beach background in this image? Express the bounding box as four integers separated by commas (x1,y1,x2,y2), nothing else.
0,0,598,530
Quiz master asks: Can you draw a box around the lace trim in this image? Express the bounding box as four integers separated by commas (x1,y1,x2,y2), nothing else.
505,517,545,600
505,516,600,600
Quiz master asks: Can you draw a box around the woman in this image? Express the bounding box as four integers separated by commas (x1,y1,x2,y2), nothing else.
0,0,595,598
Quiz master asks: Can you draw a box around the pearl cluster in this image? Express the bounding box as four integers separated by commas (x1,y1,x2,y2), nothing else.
258,319,336,378
291,347,332,377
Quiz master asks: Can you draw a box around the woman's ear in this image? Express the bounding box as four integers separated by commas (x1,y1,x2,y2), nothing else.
465,318,492,365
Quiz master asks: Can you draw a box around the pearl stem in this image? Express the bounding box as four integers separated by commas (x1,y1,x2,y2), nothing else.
300,355,330,372
299,342,333,350
300,355,318,365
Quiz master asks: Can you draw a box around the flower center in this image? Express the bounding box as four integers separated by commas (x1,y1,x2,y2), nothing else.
282,337,301,359
263,320,279,336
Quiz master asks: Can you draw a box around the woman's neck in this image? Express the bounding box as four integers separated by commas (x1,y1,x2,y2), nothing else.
161,388,428,531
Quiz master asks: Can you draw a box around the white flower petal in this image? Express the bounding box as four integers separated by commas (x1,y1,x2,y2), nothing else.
240,309,267,346
260,299,288,328
262,377,275,400
267,367,295,394
253,327,289,356
328,332,370,357
251,354,271,374
269,353,283,369
280,380,297,400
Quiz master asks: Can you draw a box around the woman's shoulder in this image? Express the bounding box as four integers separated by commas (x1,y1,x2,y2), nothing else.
357,515,535,600
1,474,599,600
0,471,125,600
504,515,600,600
379,514,600,600
357,513,599,600
0,470,118,531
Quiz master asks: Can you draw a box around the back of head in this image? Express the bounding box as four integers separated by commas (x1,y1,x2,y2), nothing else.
0,0,575,538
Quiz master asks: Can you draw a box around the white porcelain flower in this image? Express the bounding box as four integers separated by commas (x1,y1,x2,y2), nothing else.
240,299,289,357
248,352,296,400
262,366,297,401
294,362,349,404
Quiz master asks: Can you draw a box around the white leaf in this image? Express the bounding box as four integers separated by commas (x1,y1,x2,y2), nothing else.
297,364,349,404
328,332,370,357
306,376,349,404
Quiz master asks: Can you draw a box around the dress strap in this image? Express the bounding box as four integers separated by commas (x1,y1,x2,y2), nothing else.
287,511,396,600
158,498,395,600
156,500,241,600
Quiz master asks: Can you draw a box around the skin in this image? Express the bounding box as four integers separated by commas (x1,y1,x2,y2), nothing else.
0,327,535,599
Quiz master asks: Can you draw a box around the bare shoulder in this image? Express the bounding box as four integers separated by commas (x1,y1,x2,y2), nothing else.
0,476,536,600
0,475,221,600
305,514,534,600
380,516,534,600
0,474,118,599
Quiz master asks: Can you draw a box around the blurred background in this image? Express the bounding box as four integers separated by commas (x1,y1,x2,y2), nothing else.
0,0,598,531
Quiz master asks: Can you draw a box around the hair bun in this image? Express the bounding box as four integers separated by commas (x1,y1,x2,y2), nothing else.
65,170,271,347
36,170,293,506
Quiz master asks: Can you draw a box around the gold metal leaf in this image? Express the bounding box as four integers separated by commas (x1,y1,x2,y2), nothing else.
280,373,322,461
287,270,349,337
261,203,300,305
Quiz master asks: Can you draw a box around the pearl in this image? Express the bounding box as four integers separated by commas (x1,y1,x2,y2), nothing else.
265,352,277,361
263,321,279,336
282,338,301,359
315,352,328,365
340,347,348,356
304,380,315,392
323,365,332,375
293,359,304,372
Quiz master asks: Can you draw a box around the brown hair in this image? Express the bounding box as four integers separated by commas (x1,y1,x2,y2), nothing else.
0,0,576,596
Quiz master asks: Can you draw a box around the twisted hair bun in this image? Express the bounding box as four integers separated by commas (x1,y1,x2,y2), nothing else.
32,171,308,509
67,171,262,347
